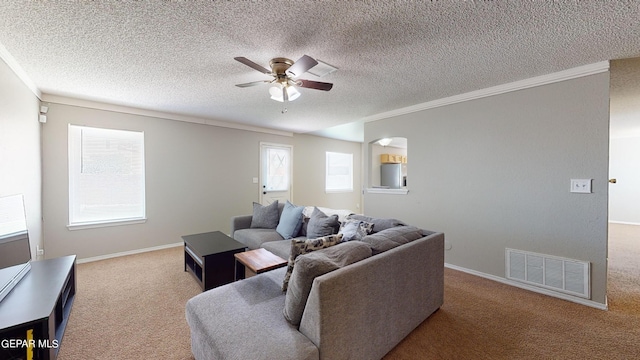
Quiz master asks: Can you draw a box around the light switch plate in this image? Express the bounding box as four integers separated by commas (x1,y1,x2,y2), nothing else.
570,179,592,193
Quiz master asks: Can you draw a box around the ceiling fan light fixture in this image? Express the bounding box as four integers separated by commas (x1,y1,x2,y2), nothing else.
269,84,300,102
269,85,283,101
286,86,301,101
235,55,332,107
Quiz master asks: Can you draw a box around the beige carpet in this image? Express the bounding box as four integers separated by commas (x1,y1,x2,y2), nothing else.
58,224,640,359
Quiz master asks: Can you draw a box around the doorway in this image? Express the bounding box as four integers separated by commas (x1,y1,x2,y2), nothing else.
259,142,293,205
608,57,640,308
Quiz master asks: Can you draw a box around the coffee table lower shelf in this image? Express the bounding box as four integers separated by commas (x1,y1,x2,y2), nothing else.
182,231,246,291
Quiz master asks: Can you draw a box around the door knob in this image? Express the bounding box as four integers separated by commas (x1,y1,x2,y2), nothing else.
609,179,617,184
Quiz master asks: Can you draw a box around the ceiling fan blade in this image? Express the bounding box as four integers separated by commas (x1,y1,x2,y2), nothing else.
234,57,271,74
296,79,333,91
286,55,318,78
235,80,270,88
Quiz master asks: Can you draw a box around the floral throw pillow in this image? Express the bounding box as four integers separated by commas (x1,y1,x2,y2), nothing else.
338,219,374,241
282,234,343,291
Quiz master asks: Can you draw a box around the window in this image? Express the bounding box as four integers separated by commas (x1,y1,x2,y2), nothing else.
325,152,353,192
68,125,146,228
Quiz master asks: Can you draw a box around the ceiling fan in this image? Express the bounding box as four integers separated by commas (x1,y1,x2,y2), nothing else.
234,55,333,105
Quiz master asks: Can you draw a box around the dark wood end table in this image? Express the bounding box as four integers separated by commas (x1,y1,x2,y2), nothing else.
234,248,287,280
182,231,246,291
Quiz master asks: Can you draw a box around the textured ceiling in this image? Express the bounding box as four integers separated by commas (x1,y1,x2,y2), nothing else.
1,1,639,142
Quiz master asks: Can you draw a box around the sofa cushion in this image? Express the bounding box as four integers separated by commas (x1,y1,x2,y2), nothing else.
234,228,284,250
338,219,374,241
306,207,340,239
276,201,305,239
347,214,405,233
250,201,280,229
359,225,425,255
261,238,302,260
283,241,372,325
185,267,319,360
282,234,343,291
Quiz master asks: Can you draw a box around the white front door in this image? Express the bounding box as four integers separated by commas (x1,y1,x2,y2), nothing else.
260,143,293,205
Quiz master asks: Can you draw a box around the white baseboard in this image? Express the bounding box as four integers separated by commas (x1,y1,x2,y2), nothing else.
444,263,608,311
608,221,640,226
77,242,183,264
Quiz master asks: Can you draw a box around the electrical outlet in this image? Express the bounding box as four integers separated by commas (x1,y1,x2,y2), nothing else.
37,245,44,256
570,179,592,193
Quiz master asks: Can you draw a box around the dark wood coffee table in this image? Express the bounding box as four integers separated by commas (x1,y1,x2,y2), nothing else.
182,231,246,291
234,248,287,280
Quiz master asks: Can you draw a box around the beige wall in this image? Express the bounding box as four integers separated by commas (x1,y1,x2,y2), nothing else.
292,134,362,212
363,72,610,305
0,59,42,259
40,102,362,260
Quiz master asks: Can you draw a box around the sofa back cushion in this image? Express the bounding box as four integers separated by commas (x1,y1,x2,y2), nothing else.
283,241,372,325
359,225,427,255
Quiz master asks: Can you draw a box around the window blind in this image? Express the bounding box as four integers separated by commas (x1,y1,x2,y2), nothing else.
68,125,145,227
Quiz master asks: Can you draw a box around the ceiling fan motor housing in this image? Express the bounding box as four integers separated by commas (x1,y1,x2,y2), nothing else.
269,58,294,75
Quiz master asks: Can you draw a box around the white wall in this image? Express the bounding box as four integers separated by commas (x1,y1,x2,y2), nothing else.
609,57,640,225
609,136,640,224
40,101,361,260
0,58,42,258
363,71,610,305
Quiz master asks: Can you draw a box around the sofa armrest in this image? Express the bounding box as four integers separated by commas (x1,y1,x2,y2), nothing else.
299,232,444,360
231,215,253,237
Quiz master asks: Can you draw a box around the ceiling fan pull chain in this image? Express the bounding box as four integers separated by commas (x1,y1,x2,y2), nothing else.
282,86,288,113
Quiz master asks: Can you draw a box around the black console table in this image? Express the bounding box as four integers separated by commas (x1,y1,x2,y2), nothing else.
0,255,76,360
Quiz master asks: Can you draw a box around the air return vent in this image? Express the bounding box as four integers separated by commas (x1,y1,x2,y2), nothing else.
506,248,590,299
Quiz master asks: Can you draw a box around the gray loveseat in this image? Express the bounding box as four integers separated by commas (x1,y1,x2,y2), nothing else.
185,205,444,360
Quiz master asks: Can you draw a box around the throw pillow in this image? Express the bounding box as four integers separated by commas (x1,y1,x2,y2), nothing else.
282,234,343,291
276,201,305,239
305,207,340,239
249,201,279,229
283,241,372,325
338,219,374,241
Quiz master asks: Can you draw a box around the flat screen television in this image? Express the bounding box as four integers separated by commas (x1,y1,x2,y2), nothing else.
0,194,32,303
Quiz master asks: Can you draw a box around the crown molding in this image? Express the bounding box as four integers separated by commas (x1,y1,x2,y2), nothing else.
0,42,42,99
363,61,610,123
40,94,294,137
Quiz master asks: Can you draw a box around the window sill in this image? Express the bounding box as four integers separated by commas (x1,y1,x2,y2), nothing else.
365,188,409,195
325,189,354,194
67,218,147,231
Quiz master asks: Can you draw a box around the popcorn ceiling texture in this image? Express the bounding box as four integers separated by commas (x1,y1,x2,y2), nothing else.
0,1,639,137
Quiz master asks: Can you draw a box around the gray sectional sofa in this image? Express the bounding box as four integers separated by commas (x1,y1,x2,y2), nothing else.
185,203,445,360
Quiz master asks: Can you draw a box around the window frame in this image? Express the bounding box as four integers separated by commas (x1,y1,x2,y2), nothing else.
325,151,354,193
67,125,146,230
